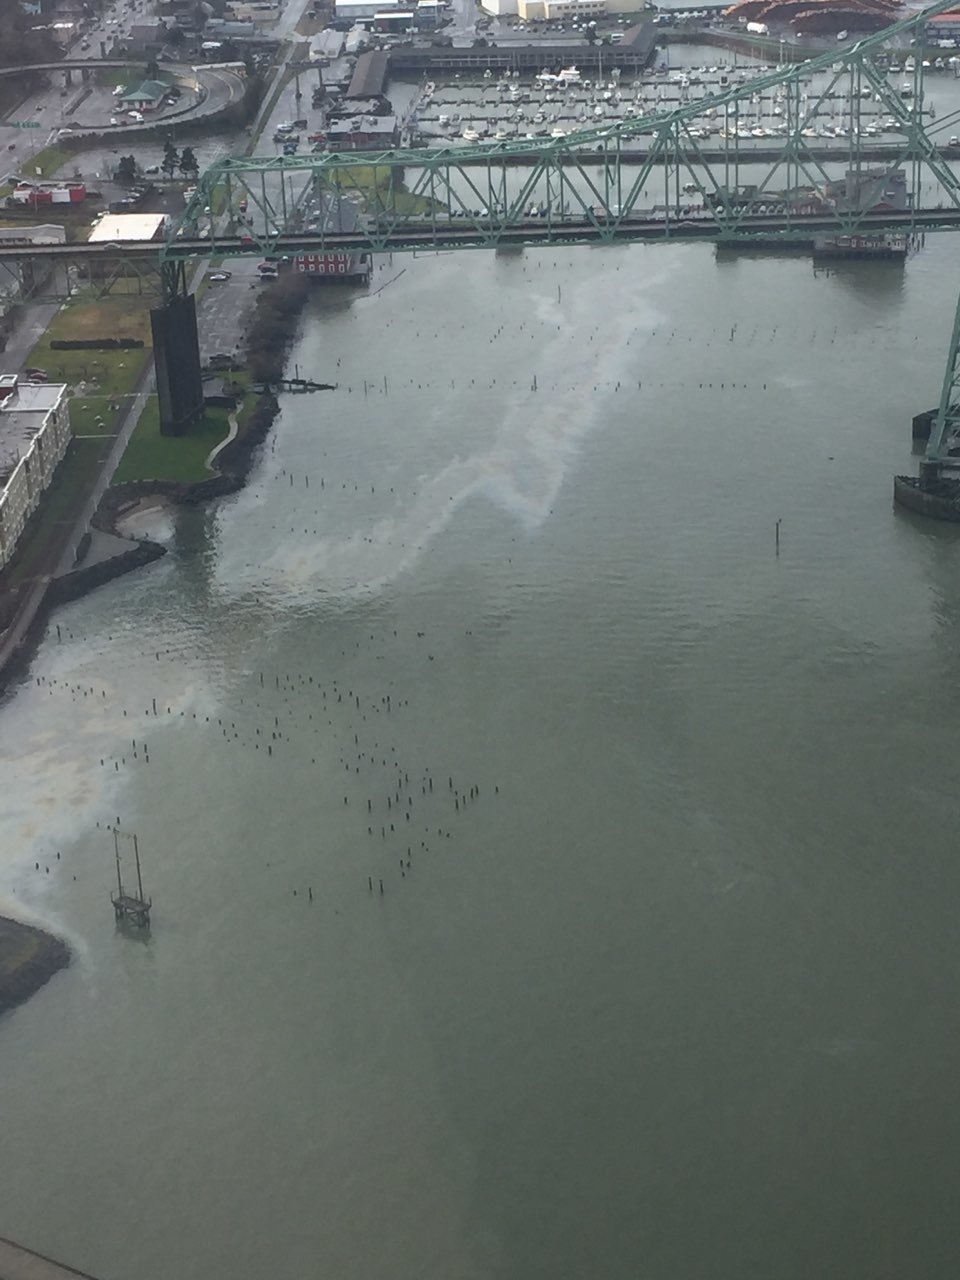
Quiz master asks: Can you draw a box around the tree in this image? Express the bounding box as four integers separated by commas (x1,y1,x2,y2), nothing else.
116,154,138,182
145,59,160,79
584,25,597,43
161,140,179,176
167,26,185,45
179,146,199,176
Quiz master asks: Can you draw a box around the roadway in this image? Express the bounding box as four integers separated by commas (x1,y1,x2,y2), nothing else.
0,60,245,171
1,207,958,264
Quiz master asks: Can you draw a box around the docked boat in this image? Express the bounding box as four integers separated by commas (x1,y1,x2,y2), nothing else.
461,127,481,142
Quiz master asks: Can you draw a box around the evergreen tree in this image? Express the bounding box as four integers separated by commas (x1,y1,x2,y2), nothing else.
178,146,199,176
161,140,179,175
116,154,138,181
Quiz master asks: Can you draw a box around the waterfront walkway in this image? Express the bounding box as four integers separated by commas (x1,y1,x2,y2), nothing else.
0,1235,100,1280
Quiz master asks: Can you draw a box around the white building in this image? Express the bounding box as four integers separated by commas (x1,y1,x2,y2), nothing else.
516,0,605,17
335,0,399,18
415,0,445,23
479,0,517,14
0,375,70,569
88,212,168,243
310,28,346,58
0,225,66,247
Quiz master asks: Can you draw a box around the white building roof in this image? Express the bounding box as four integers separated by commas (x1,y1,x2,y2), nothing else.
88,213,167,242
0,224,66,245
0,379,66,477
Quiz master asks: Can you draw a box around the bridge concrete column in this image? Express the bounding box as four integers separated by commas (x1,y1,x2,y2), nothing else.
63,68,73,87
81,67,90,84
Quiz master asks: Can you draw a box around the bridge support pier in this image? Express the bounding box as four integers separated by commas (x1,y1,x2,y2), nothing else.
895,278,960,520
151,291,204,436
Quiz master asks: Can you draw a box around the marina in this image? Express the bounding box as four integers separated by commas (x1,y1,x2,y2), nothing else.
407,56,955,145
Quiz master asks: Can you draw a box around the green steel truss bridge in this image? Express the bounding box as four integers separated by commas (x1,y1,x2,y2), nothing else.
5,0,960,473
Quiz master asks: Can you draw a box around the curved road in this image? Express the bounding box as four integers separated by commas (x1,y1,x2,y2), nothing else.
0,60,246,137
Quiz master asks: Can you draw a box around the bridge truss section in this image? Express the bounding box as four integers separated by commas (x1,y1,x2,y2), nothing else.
166,0,960,263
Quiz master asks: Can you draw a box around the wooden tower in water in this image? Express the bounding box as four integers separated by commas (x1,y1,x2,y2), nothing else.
109,827,152,928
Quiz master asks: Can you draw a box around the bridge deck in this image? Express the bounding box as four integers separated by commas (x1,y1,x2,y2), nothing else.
0,1236,100,1280
1,207,958,265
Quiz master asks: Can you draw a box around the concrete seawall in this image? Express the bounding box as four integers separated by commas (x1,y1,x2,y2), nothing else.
894,474,960,521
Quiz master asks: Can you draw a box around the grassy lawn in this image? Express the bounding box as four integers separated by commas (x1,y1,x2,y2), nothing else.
323,165,438,217
23,144,74,180
95,68,135,89
27,298,153,401
69,396,134,436
112,396,231,484
0,437,112,591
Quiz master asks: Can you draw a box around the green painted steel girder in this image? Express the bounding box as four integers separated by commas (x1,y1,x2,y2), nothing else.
166,0,960,267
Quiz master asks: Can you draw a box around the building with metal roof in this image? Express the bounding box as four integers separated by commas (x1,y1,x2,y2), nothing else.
118,79,169,110
346,49,389,98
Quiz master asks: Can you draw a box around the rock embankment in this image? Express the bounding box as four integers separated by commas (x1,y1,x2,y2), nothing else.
0,916,69,1019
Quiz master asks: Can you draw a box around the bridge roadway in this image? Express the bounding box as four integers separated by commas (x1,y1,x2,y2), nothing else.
0,59,178,80
1,207,960,263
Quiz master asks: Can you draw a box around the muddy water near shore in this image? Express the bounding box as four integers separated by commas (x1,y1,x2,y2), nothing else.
3,243,960,1280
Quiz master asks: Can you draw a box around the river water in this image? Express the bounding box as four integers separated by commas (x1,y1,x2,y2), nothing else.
3,239,960,1279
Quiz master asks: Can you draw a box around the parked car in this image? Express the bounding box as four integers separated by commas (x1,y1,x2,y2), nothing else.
127,110,144,122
